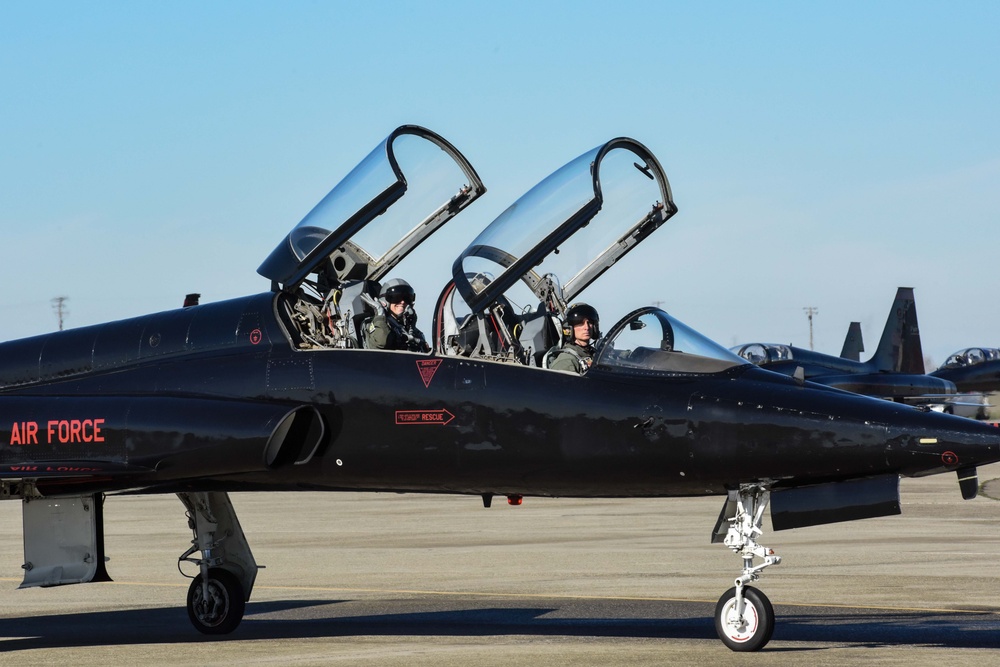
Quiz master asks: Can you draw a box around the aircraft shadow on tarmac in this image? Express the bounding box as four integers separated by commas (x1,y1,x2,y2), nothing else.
772,609,1000,650
1,598,997,651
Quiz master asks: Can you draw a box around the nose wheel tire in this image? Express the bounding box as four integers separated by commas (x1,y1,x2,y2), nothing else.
714,585,774,652
187,568,246,635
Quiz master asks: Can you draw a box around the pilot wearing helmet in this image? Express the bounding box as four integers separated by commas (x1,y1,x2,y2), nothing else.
546,303,600,374
364,278,429,352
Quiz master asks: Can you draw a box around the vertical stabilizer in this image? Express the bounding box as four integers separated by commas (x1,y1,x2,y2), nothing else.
839,322,865,362
869,287,924,373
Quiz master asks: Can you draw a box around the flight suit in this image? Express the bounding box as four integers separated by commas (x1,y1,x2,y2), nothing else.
547,342,595,374
365,313,428,352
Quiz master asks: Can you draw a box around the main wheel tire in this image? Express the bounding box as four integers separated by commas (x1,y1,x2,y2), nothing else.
187,568,246,635
714,585,775,652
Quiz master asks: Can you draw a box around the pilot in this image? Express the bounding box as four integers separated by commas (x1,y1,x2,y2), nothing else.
547,303,600,374
364,278,429,352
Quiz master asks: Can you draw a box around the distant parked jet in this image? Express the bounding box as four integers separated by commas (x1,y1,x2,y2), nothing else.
731,287,956,400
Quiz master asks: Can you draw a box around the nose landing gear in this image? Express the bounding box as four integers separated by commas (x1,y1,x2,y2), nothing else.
712,483,781,651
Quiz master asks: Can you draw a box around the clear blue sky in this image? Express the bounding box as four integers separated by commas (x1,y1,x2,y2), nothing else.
2,1,997,367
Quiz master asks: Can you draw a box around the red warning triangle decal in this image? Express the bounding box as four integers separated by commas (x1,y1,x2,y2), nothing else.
416,359,442,388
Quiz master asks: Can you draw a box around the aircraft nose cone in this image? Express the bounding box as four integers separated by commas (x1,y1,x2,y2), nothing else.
886,411,1000,477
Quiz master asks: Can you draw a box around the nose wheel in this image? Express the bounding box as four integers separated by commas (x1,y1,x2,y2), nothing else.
715,584,774,651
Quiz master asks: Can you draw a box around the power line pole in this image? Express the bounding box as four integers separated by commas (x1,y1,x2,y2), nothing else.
52,296,69,331
803,306,818,350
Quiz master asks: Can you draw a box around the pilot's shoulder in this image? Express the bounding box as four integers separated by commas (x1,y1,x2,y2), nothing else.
548,350,580,373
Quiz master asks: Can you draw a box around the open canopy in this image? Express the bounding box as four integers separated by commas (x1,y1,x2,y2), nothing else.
259,125,485,291
452,138,676,314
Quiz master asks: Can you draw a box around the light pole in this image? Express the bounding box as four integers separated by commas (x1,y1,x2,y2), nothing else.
803,306,818,351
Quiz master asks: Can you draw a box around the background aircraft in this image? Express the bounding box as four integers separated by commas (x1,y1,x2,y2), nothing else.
930,347,1000,393
731,287,957,401
1,128,998,654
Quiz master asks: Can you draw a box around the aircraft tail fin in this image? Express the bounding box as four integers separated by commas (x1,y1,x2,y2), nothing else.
839,322,864,362
869,287,925,373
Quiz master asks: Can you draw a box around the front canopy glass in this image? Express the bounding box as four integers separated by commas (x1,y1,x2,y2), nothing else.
596,307,748,375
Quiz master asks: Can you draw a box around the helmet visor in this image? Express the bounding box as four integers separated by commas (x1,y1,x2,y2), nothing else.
383,284,416,305
567,304,599,326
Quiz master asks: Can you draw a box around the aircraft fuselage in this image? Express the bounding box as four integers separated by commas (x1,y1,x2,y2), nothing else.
1,293,996,501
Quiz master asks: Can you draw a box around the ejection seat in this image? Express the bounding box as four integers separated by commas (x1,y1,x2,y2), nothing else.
432,278,559,366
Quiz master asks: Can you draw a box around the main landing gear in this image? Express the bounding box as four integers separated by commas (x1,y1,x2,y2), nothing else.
177,492,258,634
712,483,781,652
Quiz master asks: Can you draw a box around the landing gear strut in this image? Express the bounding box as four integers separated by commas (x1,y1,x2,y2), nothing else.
711,483,781,651
177,492,258,634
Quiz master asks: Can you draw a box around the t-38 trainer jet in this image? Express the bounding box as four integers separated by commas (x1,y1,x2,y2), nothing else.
731,287,958,402
1,126,998,652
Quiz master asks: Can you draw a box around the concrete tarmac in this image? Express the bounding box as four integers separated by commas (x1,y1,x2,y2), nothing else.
1,463,998,666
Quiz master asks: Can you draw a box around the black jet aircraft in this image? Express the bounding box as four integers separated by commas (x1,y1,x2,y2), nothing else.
2,126,999,653
731,287,958,401
930,347,1000,394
